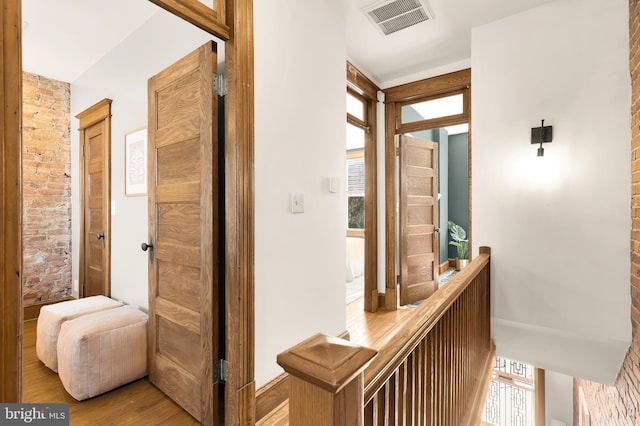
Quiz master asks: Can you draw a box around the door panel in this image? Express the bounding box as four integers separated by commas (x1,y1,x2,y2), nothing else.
77,99,112,298
147,41,219,426
399,135,438,305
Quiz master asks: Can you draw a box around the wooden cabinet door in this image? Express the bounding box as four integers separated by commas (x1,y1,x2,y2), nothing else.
147,41,220,425
399,135,439,305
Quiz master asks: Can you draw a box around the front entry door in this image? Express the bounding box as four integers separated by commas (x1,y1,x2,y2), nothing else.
399,135,439,305
77,99,112,298
146,42,220,425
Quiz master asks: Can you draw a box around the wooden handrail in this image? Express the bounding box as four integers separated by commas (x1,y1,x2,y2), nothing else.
364,247,491,402
277,246,493,425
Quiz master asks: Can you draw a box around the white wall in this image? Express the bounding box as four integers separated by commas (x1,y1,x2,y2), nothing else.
71,10,215,311
254,0,347,387
472,0,631,384
546,370,574,426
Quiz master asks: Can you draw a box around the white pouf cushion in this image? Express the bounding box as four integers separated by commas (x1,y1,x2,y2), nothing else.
36,295,122,372
57,305,148,401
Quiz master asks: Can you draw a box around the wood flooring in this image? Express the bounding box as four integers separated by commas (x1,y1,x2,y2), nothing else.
22,296,425,425
258,297,421,425
22,319,199,426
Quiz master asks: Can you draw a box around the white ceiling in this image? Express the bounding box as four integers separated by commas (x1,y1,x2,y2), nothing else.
21,0,158,82
345,0,557,86
21,0,556,85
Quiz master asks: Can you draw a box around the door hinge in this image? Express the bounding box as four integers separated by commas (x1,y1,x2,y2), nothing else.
214,359,228,384
396,147,400,156
397,274,401,285
213,74,228,97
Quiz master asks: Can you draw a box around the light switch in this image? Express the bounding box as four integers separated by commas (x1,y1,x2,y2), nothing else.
291,193,304,213
329,177,339,193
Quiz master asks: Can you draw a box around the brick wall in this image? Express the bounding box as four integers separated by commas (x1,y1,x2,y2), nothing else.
573,1,640,424
22,71,72,305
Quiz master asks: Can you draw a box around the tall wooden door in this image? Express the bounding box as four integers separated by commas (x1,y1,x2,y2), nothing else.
146,42,220,425
399,135,438,305
77,99,112,298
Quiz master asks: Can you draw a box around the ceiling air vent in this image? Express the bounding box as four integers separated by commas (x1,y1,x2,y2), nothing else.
363,0,432,36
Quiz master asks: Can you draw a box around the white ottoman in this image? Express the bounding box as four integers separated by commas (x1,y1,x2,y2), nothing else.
57,305,148,401
36,295,122,372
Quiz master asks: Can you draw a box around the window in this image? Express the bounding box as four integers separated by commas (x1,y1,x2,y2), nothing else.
401,93,464,124
483,356,542,426
346,92,366,235
346,61,380,311
347,153,365,230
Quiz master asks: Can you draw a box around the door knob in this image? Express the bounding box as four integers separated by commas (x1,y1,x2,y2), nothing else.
96,232,105,247
141,240,154,262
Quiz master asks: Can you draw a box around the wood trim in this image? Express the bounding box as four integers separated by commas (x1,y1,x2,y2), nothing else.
397,113,467,135
347,61,380,101
148,0,230,40
384,102,397,311
439,260,450,275
224,0,255,423
347,63,380,313
75,98,111,129
256,373,289,422
23,297,74,322
1,0,23,402
535,368,546,426
384,68,471,103
467,95,473,260
364,81,378,313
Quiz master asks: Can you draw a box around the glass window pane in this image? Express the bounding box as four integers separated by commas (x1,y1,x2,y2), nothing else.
347,92,365,121
402,93,463,124
347,157,365,193
483,357,536,426
348,196,365,229
346,123,365,150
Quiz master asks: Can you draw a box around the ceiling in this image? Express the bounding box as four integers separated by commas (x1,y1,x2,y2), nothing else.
21,0,555,86
345,0,556,87
21,0,158,82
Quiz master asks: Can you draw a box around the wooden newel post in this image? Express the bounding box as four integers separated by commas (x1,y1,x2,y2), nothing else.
277,333,378,426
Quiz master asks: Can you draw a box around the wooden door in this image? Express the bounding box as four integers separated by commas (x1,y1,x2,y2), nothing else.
77,99,112,298
399,135,438,305
147,41,219,425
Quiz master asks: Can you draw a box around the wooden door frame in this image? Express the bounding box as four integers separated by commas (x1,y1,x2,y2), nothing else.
76,99,112,298
143,1,256,422
0,1,255,422
383,69,471,310
347,62,379,312
1,0,23,402
224,0,255,422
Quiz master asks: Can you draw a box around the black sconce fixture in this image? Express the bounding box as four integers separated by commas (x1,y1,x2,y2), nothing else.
531,119,553,156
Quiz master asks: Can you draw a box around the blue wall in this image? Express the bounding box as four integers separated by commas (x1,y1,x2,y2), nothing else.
447,132,469,259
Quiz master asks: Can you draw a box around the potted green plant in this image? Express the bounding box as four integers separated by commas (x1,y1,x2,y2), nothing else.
448,220,468,270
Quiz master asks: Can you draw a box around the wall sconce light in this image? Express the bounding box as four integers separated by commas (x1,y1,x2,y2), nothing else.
531,119,553,156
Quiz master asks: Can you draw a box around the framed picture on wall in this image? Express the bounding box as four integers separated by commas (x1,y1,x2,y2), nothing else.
124,127,147,196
